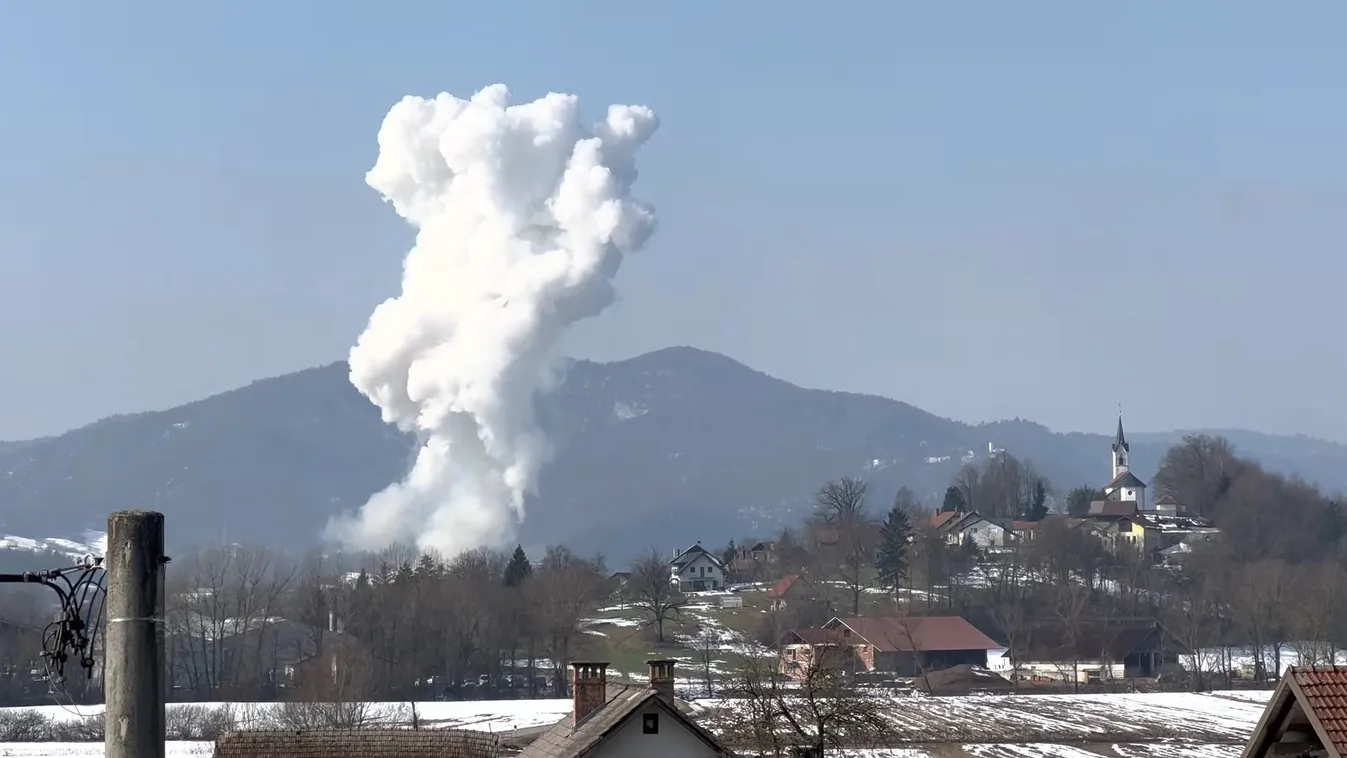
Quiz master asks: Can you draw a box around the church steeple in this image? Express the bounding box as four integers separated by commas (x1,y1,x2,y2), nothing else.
1111,412,1130,479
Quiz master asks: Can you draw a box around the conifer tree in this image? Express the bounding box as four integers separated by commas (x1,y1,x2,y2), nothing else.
504,544,533,587
876,505,913,599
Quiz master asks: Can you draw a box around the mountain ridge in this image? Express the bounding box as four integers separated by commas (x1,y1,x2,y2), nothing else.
2,346,1345,560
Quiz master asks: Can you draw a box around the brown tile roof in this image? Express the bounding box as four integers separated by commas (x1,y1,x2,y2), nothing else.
828,616,1000,653
517,686,728,758
213,728,500,758
767,574,805,598
929,510,962,529
1293,667,1347,755
1244,666,1347,758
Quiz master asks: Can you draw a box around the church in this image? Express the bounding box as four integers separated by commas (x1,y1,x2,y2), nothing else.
1097,415,1177,516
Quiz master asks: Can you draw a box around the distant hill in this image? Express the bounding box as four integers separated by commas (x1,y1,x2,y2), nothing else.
2,346,1345,561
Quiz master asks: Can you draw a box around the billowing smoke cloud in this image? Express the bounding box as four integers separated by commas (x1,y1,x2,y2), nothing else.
325,84,658,555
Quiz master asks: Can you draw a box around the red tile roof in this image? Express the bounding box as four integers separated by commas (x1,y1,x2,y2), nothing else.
1293,666,1347,755
828,616,1000,653
929,511,962,529
767,574,804,598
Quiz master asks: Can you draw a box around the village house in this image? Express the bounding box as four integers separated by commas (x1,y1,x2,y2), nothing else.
765,573,816,612
930,510,1010,549
1003,620,1172,684
780,616,1001,679
729,540,775,578
518,660,731,758
1242,666,1347,758
668,543,726,592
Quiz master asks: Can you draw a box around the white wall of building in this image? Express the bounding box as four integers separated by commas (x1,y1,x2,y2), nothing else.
592,703,722,758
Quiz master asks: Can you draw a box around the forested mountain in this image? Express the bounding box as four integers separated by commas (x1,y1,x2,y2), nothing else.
2,347,1344,559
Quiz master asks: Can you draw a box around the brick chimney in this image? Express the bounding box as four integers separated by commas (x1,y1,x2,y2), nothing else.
647,659,676,704
570,661,609,725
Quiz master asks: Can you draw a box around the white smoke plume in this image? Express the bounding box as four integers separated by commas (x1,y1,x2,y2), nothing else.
325,84,658,556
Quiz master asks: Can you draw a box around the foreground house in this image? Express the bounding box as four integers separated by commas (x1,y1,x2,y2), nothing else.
1242,665,1347,758
669,543,727,592
782,616,1001,679
519,659,730,758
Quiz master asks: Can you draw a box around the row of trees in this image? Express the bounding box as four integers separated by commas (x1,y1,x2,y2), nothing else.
1,433,1342,705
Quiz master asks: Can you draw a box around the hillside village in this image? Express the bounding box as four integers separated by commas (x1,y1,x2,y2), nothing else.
3,418,1347,756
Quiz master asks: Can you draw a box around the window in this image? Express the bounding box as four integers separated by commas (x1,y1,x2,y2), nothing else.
642,713,659,735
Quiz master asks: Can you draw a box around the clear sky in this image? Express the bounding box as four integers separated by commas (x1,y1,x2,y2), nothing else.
2,2,1345,443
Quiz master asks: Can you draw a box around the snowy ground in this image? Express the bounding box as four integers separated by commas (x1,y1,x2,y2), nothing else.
0,745,209,757
0,691,1273,757
7,699,572,732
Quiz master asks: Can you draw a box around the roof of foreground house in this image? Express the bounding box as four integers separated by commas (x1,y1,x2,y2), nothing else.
213,728,500,758
1243,666,1347,758
518,686,728,758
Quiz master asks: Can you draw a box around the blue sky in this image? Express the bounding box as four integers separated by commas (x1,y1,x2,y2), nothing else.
2,2,1345,442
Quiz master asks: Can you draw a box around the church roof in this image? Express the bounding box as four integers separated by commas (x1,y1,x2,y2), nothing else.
1112,416,1130,453
1107,470,1147,490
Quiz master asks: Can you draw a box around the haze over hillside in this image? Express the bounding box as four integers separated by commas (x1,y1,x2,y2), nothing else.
2,347,1345,562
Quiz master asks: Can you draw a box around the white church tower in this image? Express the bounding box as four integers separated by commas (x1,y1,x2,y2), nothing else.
1111,414,1130,480
1104,413,1148,509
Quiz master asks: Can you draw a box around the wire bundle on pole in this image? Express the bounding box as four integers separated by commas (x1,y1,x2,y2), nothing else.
1,555,109,687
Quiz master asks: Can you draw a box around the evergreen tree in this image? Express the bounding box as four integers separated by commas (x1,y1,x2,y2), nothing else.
876,504,913,598
504,544,533,587
414,552,440,577
721,539,737,568
1024,478,1049,521
1318,500,1346,547
941,486,966,514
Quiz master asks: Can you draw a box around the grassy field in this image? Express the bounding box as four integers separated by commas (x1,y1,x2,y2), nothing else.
571,584,779,687
569,578,951,687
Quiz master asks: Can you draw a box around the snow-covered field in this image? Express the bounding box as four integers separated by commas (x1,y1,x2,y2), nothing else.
5,699,572,732
693,690,1269,744
0,744,209,757
0,690,1274,757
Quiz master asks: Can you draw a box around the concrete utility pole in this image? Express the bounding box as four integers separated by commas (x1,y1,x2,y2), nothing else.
104,510,166,758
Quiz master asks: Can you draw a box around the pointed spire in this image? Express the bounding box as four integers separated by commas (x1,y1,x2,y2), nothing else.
1112,412,1130,453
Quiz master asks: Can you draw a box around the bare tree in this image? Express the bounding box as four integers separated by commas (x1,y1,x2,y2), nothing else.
529,547,604,694
813,477,874,616
1049,580,1090,692
690,622,720,697
1153,434,1237,518
717,648,893,756
280,639,385,729
981,552,1033,692
628,548,686,643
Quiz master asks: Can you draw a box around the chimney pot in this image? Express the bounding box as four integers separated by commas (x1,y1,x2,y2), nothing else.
647,658,677,704
570,661,609,725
